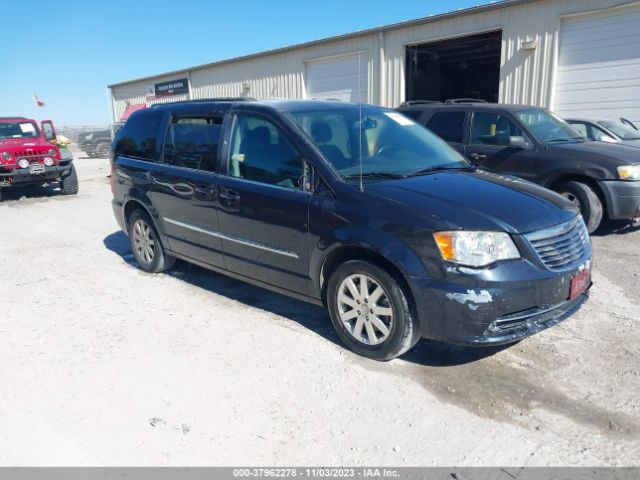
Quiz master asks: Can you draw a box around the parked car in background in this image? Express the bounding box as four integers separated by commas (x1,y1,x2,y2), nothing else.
397,101,640,233
566,118,640,148
0,116,78,201
77,127,113,158
111,99,591,361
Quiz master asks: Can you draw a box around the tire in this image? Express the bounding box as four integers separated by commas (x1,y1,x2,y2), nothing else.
555,181,603,234
60,164,79,195
326,259,419,361
127,209,175,273
95,142,111,158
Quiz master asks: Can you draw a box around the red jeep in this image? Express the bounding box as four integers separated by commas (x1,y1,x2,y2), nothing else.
0,117,78,201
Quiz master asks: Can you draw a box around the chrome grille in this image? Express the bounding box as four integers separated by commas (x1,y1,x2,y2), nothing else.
525,216,590,271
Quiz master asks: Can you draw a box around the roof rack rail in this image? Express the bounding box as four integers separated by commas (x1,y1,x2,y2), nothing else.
398,100,442,107
0,116,29,120
444,98,487,104
150,97,256,108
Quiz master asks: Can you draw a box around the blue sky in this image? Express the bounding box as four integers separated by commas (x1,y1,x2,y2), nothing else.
2,0,489,125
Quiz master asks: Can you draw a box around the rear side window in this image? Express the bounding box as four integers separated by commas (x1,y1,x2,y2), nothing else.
163,116,223,172
425,112,466,143
114,110,163,161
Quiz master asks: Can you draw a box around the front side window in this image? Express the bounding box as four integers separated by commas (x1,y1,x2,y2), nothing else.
288,106,467,179
0,121,40,140
471,112,529,147
114,110,163,161
425,111,466,143
163,116,222,171
516,109,584,144
228,115,302,189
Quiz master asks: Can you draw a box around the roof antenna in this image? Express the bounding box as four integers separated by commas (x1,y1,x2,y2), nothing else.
358,51,364,193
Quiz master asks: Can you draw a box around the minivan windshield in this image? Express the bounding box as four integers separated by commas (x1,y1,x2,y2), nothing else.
598,120,640,141
288,106,468,179
0,121,40,140
516,109,585,144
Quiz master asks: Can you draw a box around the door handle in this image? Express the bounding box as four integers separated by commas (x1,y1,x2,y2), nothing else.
469,153,487,160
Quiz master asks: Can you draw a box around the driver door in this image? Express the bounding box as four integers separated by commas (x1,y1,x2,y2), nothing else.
465,111,538,181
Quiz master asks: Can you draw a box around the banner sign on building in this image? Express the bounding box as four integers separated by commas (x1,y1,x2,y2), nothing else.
145,85,156,99
154,78,189,97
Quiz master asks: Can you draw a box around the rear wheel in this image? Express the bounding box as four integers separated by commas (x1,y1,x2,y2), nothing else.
555,181,603,233
327,260,419,361
127,209,175,273
60,164,79,195
95,142,111,158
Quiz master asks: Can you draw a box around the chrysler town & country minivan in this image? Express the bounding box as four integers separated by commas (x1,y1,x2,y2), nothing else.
111,99,592,360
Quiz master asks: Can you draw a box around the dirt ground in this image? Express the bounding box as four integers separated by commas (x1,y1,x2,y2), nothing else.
1,147,639,466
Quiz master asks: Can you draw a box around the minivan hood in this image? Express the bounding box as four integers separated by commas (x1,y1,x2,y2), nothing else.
364,169,577,234
551,140,640,164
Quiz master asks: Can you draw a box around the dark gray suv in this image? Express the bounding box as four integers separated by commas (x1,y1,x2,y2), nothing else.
397,101,640,233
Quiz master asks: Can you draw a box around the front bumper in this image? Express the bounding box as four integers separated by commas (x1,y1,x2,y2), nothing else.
408,258,591,346
0,164,72,185
599,180,640,219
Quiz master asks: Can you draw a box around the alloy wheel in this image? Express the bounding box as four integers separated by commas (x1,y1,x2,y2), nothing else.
337,274,394,345
132,219,156,265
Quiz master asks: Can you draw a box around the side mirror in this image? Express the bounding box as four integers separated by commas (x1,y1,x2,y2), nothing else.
509,136,527,148
41,120,57,143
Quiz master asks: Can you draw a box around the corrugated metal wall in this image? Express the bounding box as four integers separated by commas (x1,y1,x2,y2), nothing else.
111,0,635,119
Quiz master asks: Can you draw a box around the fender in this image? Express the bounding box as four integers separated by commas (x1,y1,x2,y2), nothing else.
540,164,613,188
122,188,169,240
309,224,430,301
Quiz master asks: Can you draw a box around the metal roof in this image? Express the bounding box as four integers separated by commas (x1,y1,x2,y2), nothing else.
108,0,537,88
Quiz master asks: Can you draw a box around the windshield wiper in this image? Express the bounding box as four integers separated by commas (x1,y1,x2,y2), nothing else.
409,164,474,176
345,172,407,180
545,138,572,143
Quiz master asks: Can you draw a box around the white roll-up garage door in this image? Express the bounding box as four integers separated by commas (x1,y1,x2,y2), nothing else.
553,4,640,125
305,52,368,103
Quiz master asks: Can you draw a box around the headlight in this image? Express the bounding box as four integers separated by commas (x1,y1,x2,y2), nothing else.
48,148,56,156
18,158,30,169
1,151,11,161
44,157,54,166
617,164,640,180
433,231,520,267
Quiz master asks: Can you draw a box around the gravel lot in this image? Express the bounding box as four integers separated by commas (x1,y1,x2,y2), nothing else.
1,147,639,466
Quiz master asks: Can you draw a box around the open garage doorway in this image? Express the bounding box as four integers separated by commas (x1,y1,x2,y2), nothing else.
405,30,502,103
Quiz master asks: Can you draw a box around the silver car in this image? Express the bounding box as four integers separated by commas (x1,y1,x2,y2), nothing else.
566,118,640,148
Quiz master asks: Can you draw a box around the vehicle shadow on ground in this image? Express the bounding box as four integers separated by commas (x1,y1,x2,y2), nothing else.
593,218,640,236
103,230,506,367
0,184,63,201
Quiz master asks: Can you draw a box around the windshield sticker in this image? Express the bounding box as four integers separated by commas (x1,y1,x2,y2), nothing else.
19,123,36,133
384,112,416,126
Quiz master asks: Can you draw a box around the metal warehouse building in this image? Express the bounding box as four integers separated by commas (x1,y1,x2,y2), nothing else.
108,0,640,125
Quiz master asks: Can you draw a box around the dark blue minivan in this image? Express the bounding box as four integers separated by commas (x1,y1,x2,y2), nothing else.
111,99,592,361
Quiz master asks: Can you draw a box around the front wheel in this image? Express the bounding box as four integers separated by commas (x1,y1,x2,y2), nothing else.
327,260,419,361
127,210,175,273
60,164,79,195
555,181,603,233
